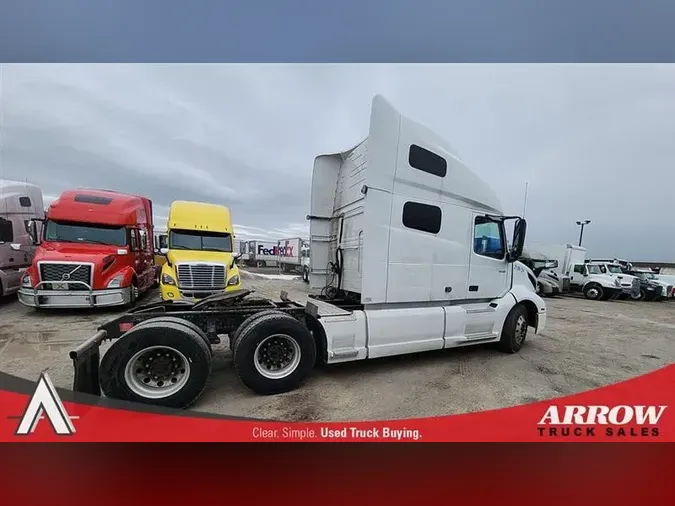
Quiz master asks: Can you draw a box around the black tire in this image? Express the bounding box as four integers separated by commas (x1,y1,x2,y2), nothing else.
583,283,604,301
497,304,529,354
631,289,646,301
303,267,309,283
233,311,316,395
100,320,212,409
132,316,213,357
228,310,280,352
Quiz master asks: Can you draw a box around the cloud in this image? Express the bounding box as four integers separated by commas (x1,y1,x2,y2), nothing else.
1,64,674,260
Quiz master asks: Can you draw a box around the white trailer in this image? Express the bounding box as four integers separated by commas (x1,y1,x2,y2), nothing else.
246,240,278,267
277,237,309,275
70,95,547,409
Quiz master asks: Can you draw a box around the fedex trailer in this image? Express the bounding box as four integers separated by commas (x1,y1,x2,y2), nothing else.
246,240,278,268
277,237,308,275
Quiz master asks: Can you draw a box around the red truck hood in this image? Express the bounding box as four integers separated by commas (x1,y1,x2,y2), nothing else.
34,241,128,264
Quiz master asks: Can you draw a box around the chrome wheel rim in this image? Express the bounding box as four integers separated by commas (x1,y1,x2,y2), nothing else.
253,334,301,379
124,346,190,399
514,315,528,345
587,288,600,299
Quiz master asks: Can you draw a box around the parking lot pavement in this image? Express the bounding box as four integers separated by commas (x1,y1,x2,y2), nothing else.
1,274,674,422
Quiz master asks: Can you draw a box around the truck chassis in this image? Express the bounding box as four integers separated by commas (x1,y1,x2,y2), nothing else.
70,289,363,407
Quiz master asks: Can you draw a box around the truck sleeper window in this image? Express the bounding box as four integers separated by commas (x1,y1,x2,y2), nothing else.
44,221,127,247
402,201,442,234
473,217,505,259
169,230,233,252
0,218,14,243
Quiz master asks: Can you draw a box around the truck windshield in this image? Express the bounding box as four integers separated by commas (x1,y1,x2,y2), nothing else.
169,230,233,252
587,264,603,275
606,265,623,274
44,220,127,247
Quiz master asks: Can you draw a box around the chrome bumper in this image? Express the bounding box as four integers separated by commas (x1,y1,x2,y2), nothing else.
17,280,132,308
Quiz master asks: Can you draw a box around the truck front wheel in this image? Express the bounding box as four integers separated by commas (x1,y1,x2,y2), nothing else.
583,283,604,301
233,311,316,395
497,304,529,354
99,320,212,409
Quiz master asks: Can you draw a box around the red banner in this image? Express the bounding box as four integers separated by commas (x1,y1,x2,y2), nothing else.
1,364,673,442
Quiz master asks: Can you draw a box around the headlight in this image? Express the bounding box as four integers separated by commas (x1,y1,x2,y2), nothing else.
22,274,32,287
107,274,124,288
161,273,176,286
227,275,240,286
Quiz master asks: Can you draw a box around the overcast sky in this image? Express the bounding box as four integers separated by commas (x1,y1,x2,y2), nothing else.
1,64,674,261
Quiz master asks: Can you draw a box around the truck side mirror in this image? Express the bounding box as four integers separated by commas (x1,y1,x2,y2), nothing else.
27,220,41,245
507,218,527,262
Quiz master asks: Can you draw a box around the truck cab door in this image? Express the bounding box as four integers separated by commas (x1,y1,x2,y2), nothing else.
569,264,587,287
467,214,509,300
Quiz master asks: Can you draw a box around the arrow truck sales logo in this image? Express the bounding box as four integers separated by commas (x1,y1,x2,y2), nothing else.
11,373,78,436
538,405,667,438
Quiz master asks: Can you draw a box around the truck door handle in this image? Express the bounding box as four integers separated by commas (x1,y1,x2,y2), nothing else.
8,258,14,262
498,269,506,273
469,285,479,292
444,286,452,293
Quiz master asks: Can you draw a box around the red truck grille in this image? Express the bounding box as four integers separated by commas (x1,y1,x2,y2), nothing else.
39,263,92,291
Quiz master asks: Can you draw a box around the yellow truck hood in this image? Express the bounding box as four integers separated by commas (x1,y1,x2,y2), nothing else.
167,249,234,267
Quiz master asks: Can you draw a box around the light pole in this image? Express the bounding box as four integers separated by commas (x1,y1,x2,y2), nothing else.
576,220,591,247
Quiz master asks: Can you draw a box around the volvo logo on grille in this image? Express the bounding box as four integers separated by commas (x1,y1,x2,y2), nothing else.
61,273,71,280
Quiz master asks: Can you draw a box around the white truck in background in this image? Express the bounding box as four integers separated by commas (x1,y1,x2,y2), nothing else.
535,243,623,300
236,240,250,262
245,240,279,268
277,237,310,282
0,181,45,298
520,246,570,296
586,260,641,300
69,95,547,409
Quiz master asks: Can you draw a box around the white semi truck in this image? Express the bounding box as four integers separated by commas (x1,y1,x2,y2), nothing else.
0,181,45,298
69,95,547,409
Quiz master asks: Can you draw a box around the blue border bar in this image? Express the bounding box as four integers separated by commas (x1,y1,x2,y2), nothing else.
2,0,675,62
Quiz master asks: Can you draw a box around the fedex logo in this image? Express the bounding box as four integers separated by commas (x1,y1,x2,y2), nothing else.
278,242,295,257
257,245,279,256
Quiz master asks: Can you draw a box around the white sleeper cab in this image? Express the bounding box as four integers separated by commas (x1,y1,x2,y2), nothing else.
71,95,547,409
307,95,546,364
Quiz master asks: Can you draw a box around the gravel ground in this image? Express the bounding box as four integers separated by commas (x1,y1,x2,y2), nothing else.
1,268,674,421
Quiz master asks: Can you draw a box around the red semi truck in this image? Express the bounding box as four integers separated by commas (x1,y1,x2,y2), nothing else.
18,189,159,309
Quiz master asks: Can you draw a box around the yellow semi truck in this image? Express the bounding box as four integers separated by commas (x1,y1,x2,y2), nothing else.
159,201,242,301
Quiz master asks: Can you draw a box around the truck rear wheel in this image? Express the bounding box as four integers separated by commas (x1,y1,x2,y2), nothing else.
583,283,603,301
233,311,316,395
133,316,213,356
497,304,529,354
229,310,280,352
100,320,212,409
